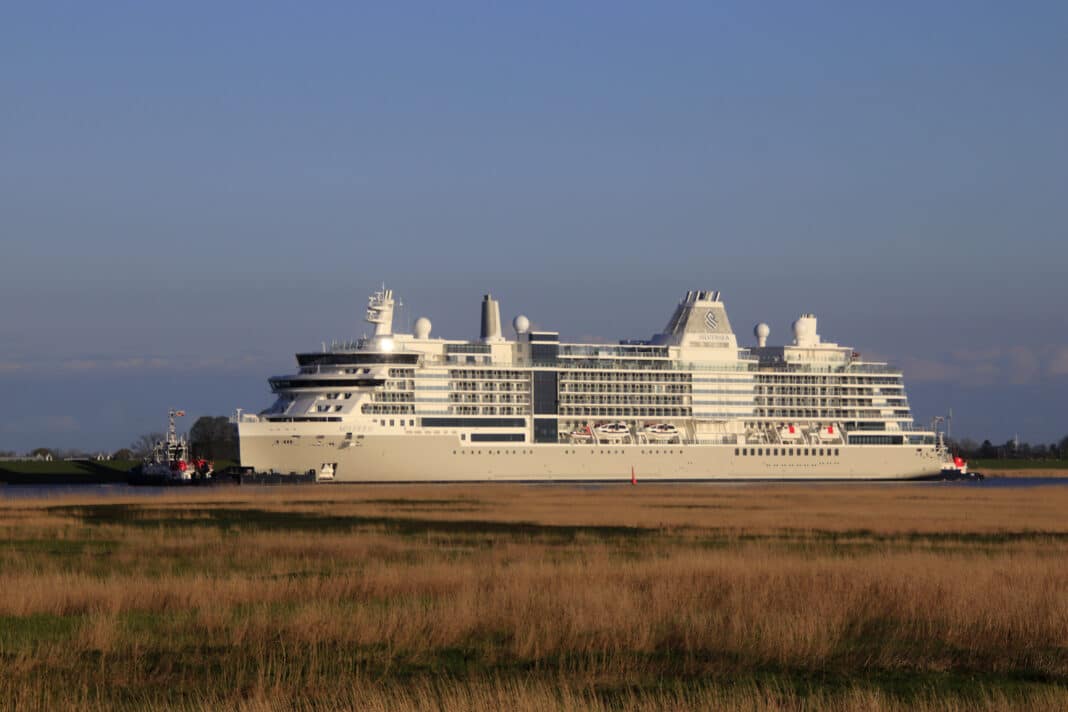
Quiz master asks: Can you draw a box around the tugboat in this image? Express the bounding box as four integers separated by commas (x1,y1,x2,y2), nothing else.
941,455,984,481
128,410,214,486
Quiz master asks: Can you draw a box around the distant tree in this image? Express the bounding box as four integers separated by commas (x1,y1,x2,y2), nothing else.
131,433,164,458
1060,435,1068,458
0,450,15,458
111,448,135,461
957,438,979,457
30,447,54,459
189,416,238,461
979,440,996,459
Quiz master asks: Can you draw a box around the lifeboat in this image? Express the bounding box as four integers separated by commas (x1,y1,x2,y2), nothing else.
779,424,802,441
818,425,840,441
568,425,595,443
643,423,680,442
594,422,631,440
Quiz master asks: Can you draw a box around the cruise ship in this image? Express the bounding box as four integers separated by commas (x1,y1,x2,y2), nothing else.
235,286,949,481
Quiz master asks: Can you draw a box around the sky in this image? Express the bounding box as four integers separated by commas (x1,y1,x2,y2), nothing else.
2,1,1067,452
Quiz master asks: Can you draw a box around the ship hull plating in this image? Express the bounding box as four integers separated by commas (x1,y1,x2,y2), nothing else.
238,426,943,482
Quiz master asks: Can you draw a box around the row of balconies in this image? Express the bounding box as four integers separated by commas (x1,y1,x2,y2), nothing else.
448,406,529,416
560,371,691,383
560,383,690,394
449,394,530,404
560,394,690,406
559,406,691,418
446,370,529,381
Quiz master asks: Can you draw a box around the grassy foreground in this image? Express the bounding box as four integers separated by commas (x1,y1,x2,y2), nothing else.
1,483,1067,711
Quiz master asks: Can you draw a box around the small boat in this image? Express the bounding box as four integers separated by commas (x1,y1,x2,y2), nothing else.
779,424,802,441
568,426,595,443
595,422,631,440
643,423,680,442
128,409,214,486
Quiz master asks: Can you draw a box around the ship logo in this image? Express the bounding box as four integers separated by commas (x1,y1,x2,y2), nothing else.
705,311,719,330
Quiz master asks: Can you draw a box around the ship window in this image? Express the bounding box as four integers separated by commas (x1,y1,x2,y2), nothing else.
804,448,809,456
835,448,840,456
734,448,739,456
389,419,394,426
773,448,778,456
788,448,794,456
757,448,763,456
819,448,825,456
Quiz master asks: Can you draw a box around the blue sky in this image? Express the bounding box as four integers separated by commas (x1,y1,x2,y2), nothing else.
2,2,1066,452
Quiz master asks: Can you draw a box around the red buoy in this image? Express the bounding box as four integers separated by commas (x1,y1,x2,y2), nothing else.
631,466,637,485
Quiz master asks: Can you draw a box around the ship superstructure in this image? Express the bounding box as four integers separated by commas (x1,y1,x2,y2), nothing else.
235,287,946,481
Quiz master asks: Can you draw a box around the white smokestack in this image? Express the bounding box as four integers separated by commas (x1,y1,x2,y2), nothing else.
481,294,504,342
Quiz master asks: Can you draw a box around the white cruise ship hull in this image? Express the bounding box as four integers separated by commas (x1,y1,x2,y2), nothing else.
238,424,944,482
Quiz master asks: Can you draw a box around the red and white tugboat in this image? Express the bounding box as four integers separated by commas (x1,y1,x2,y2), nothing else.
941,454,983,480
129,410,214,485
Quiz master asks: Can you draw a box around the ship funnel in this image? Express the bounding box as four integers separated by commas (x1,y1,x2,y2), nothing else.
481,294,504,342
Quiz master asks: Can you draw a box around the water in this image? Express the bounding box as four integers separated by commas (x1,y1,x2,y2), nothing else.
940,476,1068,489
0,484,175,499
3,477,1067,498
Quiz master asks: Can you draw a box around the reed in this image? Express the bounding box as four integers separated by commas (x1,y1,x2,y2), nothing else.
1,483,1066,710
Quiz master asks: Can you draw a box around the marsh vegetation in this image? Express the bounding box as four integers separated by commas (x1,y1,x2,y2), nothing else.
1,483,1066,710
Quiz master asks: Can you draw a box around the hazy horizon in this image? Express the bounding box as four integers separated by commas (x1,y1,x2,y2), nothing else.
2,2,1066,452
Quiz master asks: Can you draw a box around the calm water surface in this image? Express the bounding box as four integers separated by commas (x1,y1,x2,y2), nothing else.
3,478,1067,499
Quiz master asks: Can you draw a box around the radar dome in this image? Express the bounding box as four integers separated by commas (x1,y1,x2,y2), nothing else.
754,322,770,347
791,314,819,347
413,317,432,339
513,315,530,335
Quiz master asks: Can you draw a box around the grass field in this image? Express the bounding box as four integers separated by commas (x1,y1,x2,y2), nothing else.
1,482,1067,711
0,459,137,484
971,458,1068,476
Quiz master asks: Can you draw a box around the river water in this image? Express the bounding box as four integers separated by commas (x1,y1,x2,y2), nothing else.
2,478,1067,499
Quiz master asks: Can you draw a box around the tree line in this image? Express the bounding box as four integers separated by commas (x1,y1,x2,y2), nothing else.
8,416,239,462
949,435,1068,461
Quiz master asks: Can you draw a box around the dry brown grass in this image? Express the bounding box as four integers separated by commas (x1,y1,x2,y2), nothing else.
1,482,1067,710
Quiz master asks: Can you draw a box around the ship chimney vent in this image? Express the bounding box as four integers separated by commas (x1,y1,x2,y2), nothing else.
481,294,504,342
